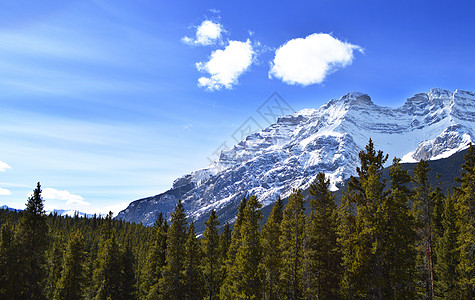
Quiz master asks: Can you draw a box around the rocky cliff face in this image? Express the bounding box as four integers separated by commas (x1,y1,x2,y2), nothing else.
117,89,475,227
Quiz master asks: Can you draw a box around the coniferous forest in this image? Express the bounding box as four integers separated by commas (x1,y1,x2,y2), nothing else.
1,140,474,299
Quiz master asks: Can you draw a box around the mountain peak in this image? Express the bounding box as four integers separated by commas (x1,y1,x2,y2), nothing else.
328,92,373,107
117,89,475,229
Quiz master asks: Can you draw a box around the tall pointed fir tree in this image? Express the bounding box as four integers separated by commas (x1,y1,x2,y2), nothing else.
454,144,475,298
413,159,436,299
233,195,263,299
184,222,204,300
46,236,64,299
202,210,221,300
218,222,232,263
337,190,359,298
304,172,341,299
0,220,21,298
55,231,87,300
159,199,188,299
220,197,247,299
17,182,50,299
386,158,417,298
93,233,127,300
342,139,389,299
435,193,458,299
261,196,284,300
280,189,305,300
141,213,168,299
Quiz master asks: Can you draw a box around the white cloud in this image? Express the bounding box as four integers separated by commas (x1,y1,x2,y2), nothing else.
196,40,254,90
40,187,90,206
182,20,224,46
0,188,11,196
269,33,363,86
0,161,11,172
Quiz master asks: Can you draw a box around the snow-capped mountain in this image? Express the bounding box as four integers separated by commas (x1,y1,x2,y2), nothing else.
117,89,475,227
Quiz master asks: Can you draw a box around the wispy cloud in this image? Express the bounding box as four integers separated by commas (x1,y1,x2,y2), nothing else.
182,20,224,46
196,40,254,90
35,187,90,206
0,188,11,196
269,33,363,86
0,161,10,172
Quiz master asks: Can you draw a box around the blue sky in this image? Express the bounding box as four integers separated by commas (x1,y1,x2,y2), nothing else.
1,0,474,214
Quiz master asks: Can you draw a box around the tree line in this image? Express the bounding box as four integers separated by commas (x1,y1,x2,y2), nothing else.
0,139,474,299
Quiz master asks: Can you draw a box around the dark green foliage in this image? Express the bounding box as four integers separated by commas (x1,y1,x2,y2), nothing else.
94,233,129,300
17,182,50,299
435,194,458,299
386,158,417,298
184,223,204,299
55,231,87,300
141,213,168,299
454,144,475,298
413,160,436,299
280,189,305,299
261,197,283,299
0,220,20,298
304,172,341,299
202,210,221,299
159,199,188,299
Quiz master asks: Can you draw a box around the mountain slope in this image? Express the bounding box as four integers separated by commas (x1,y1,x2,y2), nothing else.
117,88,475,229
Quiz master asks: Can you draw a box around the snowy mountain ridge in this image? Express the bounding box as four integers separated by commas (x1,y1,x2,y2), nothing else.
117,88,475,227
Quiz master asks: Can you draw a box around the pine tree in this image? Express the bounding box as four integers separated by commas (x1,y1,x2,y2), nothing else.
93,233,125,300
159,199,188,299
220,197,247,299
16,182,50,299
413,160,436,299
46,236,64,299
184,223,204,300
202,210,221,300
280,189,305,299
141,213,168,299
219,222,232,262
121,243,137,300
55,231,87,300
435,194,458,299
0,220,21,298
386,157,417,298
343,139,389,299
261,197,284,300
454,144,475,298
233,195,263,299
304,172,341,299
337,191,360,298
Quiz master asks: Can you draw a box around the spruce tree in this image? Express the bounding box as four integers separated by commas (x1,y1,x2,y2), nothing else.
304,172,341,299
261,197,284,300
17,182,50,299
413,160,436,299
435,194,458,299
386,158,417,298
337,191,360,298
184,222,204,300
344,140,389,299
202,210,221,300
55,231,87,300
220,197,247,299
233,195,263,299
159,199,188,299
93,233,124,300
141,213,168,299
218,222,232,262
454,144,475,298
0,220,21,299
280,189,305,299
